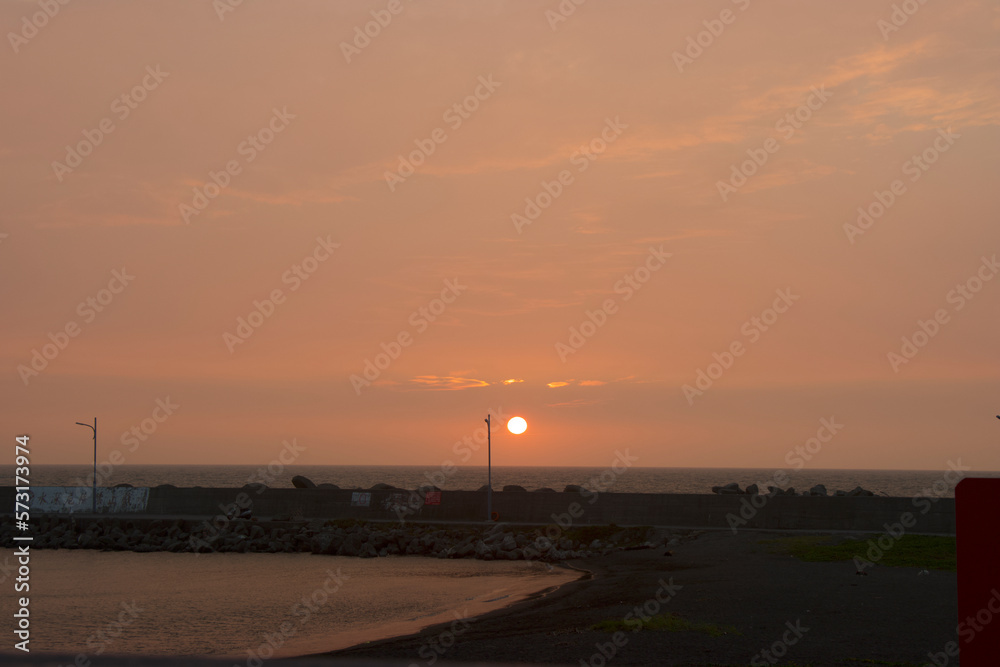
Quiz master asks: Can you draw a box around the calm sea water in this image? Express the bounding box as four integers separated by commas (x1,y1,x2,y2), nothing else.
3,464,995,497
0,549,576,658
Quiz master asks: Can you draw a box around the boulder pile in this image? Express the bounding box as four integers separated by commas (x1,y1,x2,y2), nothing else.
0,515,668,562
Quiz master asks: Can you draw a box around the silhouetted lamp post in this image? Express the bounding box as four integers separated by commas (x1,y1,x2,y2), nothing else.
75,418,97,514
485,414,526,521
485,415,492,521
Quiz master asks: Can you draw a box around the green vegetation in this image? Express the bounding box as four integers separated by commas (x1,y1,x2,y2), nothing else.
760,534,956,571
591,612,740,637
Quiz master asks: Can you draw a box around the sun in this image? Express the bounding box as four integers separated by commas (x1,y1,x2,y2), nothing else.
507,416,527,434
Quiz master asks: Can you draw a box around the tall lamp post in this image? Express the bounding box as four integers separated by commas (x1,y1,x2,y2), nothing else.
484,414,526,521
75,418,97,514
485,415,492,521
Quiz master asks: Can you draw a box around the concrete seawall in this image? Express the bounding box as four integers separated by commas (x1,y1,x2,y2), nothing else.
3,486,956,534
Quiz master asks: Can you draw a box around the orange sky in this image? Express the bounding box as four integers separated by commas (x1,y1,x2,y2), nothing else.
2,0,999,471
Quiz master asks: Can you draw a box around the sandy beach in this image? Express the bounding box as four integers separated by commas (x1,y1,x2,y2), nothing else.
321,528,956,666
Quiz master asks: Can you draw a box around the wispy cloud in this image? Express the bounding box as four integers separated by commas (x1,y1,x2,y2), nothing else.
407,376,491,391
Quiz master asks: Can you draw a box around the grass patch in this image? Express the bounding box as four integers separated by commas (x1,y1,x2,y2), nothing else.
592,612,740,637
760,534,956,571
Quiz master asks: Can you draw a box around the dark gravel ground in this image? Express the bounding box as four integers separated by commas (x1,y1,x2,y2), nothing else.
311,528,957,666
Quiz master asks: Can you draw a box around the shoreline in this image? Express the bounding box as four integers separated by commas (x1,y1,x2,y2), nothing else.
285,560,587,658
302,561,594,660
319,528,958,667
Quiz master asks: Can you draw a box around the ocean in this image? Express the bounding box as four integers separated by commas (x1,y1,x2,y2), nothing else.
3,464,994,497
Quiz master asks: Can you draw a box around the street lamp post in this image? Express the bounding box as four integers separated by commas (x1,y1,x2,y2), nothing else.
485,414,492,521
75,418,97,514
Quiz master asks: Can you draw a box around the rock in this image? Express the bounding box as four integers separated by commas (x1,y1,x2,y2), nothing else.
370,482,398,491
564,484,585,493
271,513,293,522
113,483,133,488
500,534,517,552
745,484,760,495
291,475,316,489
477,485,492,492
418,485,440,493
502,485,527,492
533,487,556,493
155,484,177,489
847,486,870,497
243,483,267,493
713,483,742,495
338,533,364,557
317,483,339,490
809,484,828,496
834,490,847,496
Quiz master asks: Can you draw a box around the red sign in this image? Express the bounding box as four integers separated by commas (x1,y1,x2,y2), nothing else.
956,478,1000,665
424,491,441,505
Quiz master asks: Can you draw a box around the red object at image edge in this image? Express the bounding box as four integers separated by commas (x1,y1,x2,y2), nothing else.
956,477,1000,664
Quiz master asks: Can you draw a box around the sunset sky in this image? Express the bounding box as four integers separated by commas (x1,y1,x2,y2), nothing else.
3,0,999,471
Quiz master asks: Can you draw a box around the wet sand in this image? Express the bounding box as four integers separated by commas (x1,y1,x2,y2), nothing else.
319,529,956,666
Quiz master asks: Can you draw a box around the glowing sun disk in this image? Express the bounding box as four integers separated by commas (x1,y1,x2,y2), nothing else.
507,417,527,434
